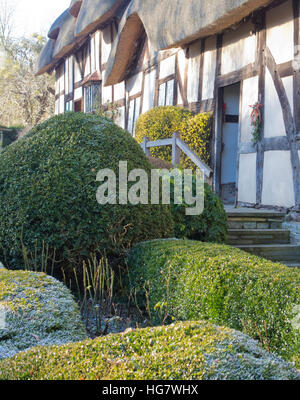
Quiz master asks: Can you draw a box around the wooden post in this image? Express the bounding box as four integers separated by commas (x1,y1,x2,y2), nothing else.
142,136,150,157
172,132,181,167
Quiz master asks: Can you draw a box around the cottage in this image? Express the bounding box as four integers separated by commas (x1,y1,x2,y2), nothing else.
38,0,300,211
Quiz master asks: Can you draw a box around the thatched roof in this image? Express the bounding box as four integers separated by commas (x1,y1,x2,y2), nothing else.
37,0,271,78
74,0,127,37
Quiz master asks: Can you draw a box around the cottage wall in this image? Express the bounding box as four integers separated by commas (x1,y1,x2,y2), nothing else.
53,0,300,210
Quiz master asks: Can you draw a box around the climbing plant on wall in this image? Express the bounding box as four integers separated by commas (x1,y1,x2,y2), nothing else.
249,102,263,144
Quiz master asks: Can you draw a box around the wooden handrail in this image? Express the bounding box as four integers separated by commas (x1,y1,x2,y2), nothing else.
140,132,213,181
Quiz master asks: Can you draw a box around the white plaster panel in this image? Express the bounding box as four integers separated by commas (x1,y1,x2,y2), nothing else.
238,153,257,204
74,87,83,101
202,36,216,100
74,58,82,83
221,21,256,75
114,82,125,102
159,55,176,79
177,49,186,83
102,85,112,104
264,70,293,138
95,31,100,71
115,106,125,129
177,84,183,105
262,150,295,207
84,43,91,77
266,0,294,65
55,99,59,115
59,95,64,114
240,76,259,143
101,25,112,64
64,59,69,94
142,69,156,113
187,41,201,103
126,72,143,96
90,35,96,73
59,69,65,92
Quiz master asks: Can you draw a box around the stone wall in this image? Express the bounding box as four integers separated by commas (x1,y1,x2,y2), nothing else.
283,221,300,244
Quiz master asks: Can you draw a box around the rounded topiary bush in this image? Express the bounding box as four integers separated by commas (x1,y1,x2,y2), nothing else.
128,240,300,360
0,267,87,360
0,321,298,380
135,106,212,169
0,113,173,271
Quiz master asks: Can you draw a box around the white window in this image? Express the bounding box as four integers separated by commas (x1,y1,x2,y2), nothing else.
128,97,141,135
65,101,73,112
84,83,100,113
158,79,174,106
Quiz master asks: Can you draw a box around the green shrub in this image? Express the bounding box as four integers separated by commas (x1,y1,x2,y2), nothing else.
0,113,173,272
0,321,298,380
135,106,212,169
169,173,227,242
128,240,300,360
0,267,87,360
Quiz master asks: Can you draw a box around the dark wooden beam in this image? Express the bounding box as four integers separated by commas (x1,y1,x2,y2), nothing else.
256,13,266,205
239,136,300,153
175,53,188,107
198,39,205,103
216,63,257,88
212,34,223,193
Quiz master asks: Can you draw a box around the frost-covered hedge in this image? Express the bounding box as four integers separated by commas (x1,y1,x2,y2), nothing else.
0,268,87,360
0,321,298,380
128,240,300,360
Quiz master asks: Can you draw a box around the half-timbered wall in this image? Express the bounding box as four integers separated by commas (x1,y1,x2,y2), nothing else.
54,0,300,210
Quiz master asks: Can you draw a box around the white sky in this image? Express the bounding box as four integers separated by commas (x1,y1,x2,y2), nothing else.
12,0,71,37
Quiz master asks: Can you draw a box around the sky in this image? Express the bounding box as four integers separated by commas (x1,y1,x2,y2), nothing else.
12,0,71,37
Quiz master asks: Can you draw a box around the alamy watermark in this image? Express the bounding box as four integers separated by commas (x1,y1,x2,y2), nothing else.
96,162,205,216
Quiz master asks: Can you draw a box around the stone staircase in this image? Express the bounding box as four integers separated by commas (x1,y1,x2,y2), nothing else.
226,208,300,268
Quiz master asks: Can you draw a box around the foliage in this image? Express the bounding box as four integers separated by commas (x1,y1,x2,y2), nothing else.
0,321,298,380
128,240,300,360
0,33,55,127
182,113,212,169
0,113,173,272
135,106,212,169
169,172,227,242
0,267,87,360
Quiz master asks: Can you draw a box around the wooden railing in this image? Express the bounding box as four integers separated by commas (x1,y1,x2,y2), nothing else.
140,132,213,183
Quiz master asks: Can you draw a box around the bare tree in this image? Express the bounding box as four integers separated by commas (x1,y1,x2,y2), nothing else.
0,0,15,52
0,2,55,127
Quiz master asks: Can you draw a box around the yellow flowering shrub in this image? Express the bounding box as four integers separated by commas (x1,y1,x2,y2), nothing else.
181,112,212,169
135,106,212,170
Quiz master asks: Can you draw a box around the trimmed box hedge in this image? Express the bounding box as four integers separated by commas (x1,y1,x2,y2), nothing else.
0,113,173,271
0,268,87,360
128,240,300,360
0,321,298,380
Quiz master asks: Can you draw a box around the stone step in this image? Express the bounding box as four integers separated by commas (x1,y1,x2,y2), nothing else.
228,218,284,230
282,262,300,269
236,244,300,262
227,229,290,245
227,210,286,230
